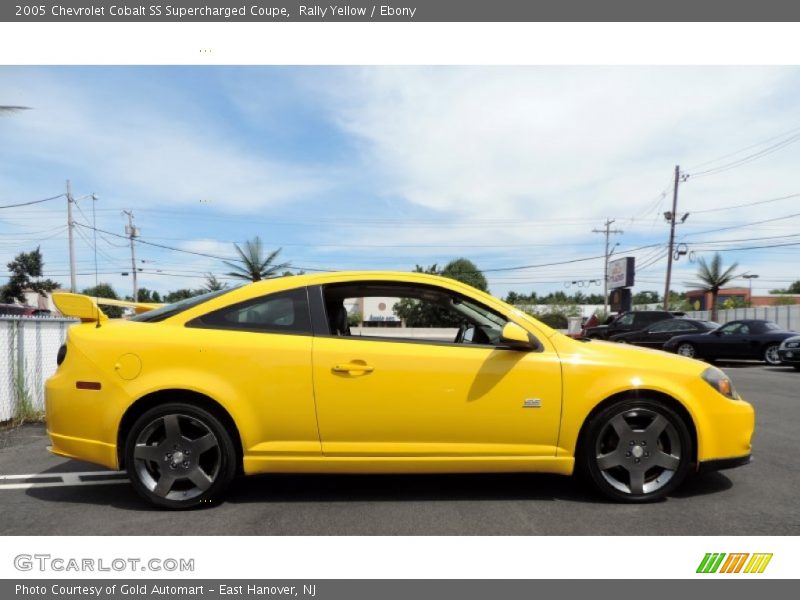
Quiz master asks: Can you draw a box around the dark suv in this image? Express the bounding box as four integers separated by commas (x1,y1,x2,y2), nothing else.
583,310,686,340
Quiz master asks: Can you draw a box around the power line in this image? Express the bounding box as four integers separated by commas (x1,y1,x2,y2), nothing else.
73,222,336,272
0,193,65,210
687,132,800,179
682,210,800,237
686,124,800,171
691,192,800,214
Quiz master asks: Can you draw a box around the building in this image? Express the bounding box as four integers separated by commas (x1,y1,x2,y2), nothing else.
685,287,800,310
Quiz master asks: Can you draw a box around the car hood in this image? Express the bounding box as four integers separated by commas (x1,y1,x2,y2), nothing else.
555,334,708,376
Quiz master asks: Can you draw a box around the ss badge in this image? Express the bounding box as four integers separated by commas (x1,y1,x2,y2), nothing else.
522,398,542,408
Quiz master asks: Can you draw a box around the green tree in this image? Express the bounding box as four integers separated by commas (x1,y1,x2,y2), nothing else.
770,280,800,294
1,246,60,304
723,296,746,309
82,283,123,318
691,253,740,320
394,259,489,327
224,237,289,282
203,273,227,292
126,287,161,303
440,258,488,292
774,296,797,306
633,290,661,305
164,289,202,303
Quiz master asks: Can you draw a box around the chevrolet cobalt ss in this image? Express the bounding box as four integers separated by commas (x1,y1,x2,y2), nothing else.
46,272,754,508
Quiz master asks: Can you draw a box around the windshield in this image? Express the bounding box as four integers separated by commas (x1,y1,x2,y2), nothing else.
131,287,239,323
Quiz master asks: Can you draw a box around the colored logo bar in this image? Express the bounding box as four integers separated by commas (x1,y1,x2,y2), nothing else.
697,553,772,574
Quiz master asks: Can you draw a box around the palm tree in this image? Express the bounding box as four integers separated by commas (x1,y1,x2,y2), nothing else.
223,237,290,282
693,253,740,320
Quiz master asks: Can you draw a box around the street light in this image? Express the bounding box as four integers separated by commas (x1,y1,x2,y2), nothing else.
742,273,759,306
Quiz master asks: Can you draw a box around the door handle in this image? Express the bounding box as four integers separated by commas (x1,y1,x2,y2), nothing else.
332,362,374,374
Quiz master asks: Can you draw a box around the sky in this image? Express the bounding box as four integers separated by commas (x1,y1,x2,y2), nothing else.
1,66,799,301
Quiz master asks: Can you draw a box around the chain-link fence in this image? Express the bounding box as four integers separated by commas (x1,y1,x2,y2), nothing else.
1,316,77,424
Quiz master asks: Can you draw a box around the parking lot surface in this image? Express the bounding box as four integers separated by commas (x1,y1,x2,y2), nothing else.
0,363,797,535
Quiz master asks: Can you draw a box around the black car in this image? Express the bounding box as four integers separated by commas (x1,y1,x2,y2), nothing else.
778,336,800,370
663,319,796,365
609,318,719,348
583,310,686,340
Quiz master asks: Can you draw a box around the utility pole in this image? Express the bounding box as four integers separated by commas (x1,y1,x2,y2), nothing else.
123,210,139,302
663,165,683,311
593,218,624,315
66,180,77,292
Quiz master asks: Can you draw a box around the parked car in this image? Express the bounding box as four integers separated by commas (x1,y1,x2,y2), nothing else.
610,318,719,348
47,272,754,508
778,336,800,370
663,319,796,365
583,310,686,340
0,303,51,317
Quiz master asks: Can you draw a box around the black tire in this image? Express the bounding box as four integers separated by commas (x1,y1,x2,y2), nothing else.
675,342,697,359
793,365,800,371
578,399,693,503
763,344,781,366
124,402,237,509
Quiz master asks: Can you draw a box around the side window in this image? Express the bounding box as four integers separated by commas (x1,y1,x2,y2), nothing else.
321,283,509,346
719,323,742,336
618,313,635,326
187,288,311,334
648,320,674,333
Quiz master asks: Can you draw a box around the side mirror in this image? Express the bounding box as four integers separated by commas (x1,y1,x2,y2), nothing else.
500,322,535,350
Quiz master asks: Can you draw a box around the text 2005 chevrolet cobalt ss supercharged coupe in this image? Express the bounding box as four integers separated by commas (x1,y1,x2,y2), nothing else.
46,272,754,508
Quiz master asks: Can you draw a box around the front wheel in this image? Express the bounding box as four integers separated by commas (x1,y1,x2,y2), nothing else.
763,344,781,366
579,399,693,502
125,402,237,509
676,342,697,358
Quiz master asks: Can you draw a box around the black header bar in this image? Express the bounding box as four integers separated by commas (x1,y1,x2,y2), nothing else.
4,1,800,22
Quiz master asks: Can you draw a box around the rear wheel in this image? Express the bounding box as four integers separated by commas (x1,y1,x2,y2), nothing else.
763,344,781,366
579,399,693,502
125,402,237,509
676,342,696,358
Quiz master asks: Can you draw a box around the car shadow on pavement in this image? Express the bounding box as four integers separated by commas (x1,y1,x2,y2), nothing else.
669,471,734,498
22,461,735,510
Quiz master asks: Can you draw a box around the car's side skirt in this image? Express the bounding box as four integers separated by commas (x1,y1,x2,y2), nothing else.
243,455,575,476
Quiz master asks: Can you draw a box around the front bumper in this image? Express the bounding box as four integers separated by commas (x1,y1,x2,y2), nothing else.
697,454,752,474
778,349,800,364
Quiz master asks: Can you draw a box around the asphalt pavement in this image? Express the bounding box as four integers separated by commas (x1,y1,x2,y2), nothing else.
0,363,797,535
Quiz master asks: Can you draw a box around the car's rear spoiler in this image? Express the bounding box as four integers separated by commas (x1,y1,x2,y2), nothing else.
52,292,163,322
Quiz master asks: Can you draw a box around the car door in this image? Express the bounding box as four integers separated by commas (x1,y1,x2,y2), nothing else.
707,322,750,359
310,284,563,458
636,321,671,347
184,287,320,456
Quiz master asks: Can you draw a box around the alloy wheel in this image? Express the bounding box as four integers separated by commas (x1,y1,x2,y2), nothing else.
593,407,683,497
764,345,781,366
676,343,696,358
133,413,221,501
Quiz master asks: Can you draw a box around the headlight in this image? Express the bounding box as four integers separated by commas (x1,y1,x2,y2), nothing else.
782,339,800,349
701,367,739,400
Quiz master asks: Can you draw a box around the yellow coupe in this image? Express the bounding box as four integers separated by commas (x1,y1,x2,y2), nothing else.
46,272,754,508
